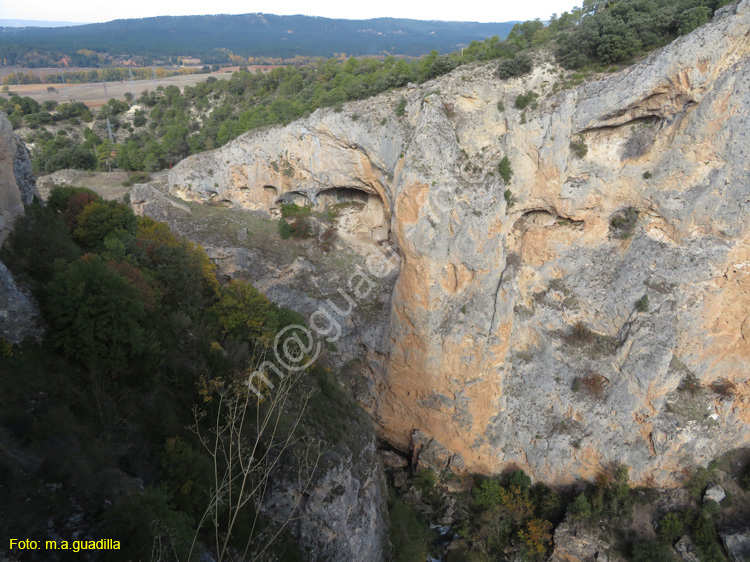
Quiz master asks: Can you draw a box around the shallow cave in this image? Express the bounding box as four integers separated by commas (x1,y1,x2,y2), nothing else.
317,186,389,242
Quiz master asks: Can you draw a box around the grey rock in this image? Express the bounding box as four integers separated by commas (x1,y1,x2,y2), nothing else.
704,484,726,504
720,529,750,562
379,449,408,469
261,425,389,562
549,514,619,562
0,112,43,343
0,112,39,243
0,261,44,343
675,535,701,562
392,470,408,489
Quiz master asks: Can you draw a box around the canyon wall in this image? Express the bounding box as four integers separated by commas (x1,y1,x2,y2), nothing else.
0,112,42,343
166,0,750,486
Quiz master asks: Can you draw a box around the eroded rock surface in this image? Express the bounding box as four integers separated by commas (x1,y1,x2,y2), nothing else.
165,0,750,486
0,112,43,342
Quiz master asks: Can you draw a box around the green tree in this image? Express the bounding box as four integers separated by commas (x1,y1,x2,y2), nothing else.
44,255,148,375
73,200,138,248
498,156,513,183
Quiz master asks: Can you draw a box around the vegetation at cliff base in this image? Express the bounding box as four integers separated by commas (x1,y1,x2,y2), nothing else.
0,187,362,560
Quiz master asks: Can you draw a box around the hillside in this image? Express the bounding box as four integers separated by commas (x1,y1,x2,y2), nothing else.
0,13,518,66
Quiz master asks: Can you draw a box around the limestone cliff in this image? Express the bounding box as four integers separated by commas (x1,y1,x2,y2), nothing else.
166,0,750,487
0,112,42,343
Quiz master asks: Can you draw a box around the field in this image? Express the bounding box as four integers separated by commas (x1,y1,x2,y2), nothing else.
0,66,277,107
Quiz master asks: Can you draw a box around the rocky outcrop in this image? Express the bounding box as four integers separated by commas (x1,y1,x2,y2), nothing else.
262,429,389,562
166,0,750,487
0,112,43,343
0,112,38,243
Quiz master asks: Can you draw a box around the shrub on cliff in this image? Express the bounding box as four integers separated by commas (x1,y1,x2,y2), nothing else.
496,54,533,79
498,156,513,184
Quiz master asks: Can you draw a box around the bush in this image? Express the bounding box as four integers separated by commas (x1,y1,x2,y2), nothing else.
289,217,313,238
280,203,311,218
497,54,534,80
47,186,100,215
73,200,138,249
498,156,513,184
633,541,678,562
44,255,149,376
388,492,433,562
570,136,588,159
635,294,649,313
609,207,639,239
396,96,406,117
678,373,702,395
568,493,592,520
1,205,82,285
414,468,438,491
658,512,686,544
497,100,505,112
710,378,736,399
515,90,538,110
580,372,608,396
278,220,292,239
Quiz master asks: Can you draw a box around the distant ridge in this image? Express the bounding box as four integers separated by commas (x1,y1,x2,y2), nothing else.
0,19,85,28
0,13,519,64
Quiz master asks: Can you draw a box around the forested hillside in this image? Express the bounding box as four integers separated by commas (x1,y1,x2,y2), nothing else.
0,14,518,67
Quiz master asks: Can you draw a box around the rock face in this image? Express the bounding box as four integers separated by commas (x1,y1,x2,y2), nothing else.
261,409,390,562
166,1,750,486
0,112,43,343
0,112,38,243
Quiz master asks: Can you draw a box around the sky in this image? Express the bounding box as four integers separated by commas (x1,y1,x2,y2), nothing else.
0,0,583,25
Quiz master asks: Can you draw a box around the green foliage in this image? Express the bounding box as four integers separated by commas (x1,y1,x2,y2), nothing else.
609,207,639,239
213,279,303,350
1,205,82,285
515,91,538,110
414,468,438,491
396,96,406,117
691,511,727,561
658,511,686,544
46,185,101,215
643,171,653,179
73,200,138,248
678,6,713,35
568,493,592,521
635,294,650,313
508,470,532,491
633,541,679,562
473,477,505,510
556,0,725,69
497,100,505,112
43,255,149,376
388,491,433,562
498,156,513,184
496,53,534,80
504,189,516,210
278,220,292,239
569,136,588,159
280,203,312,218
